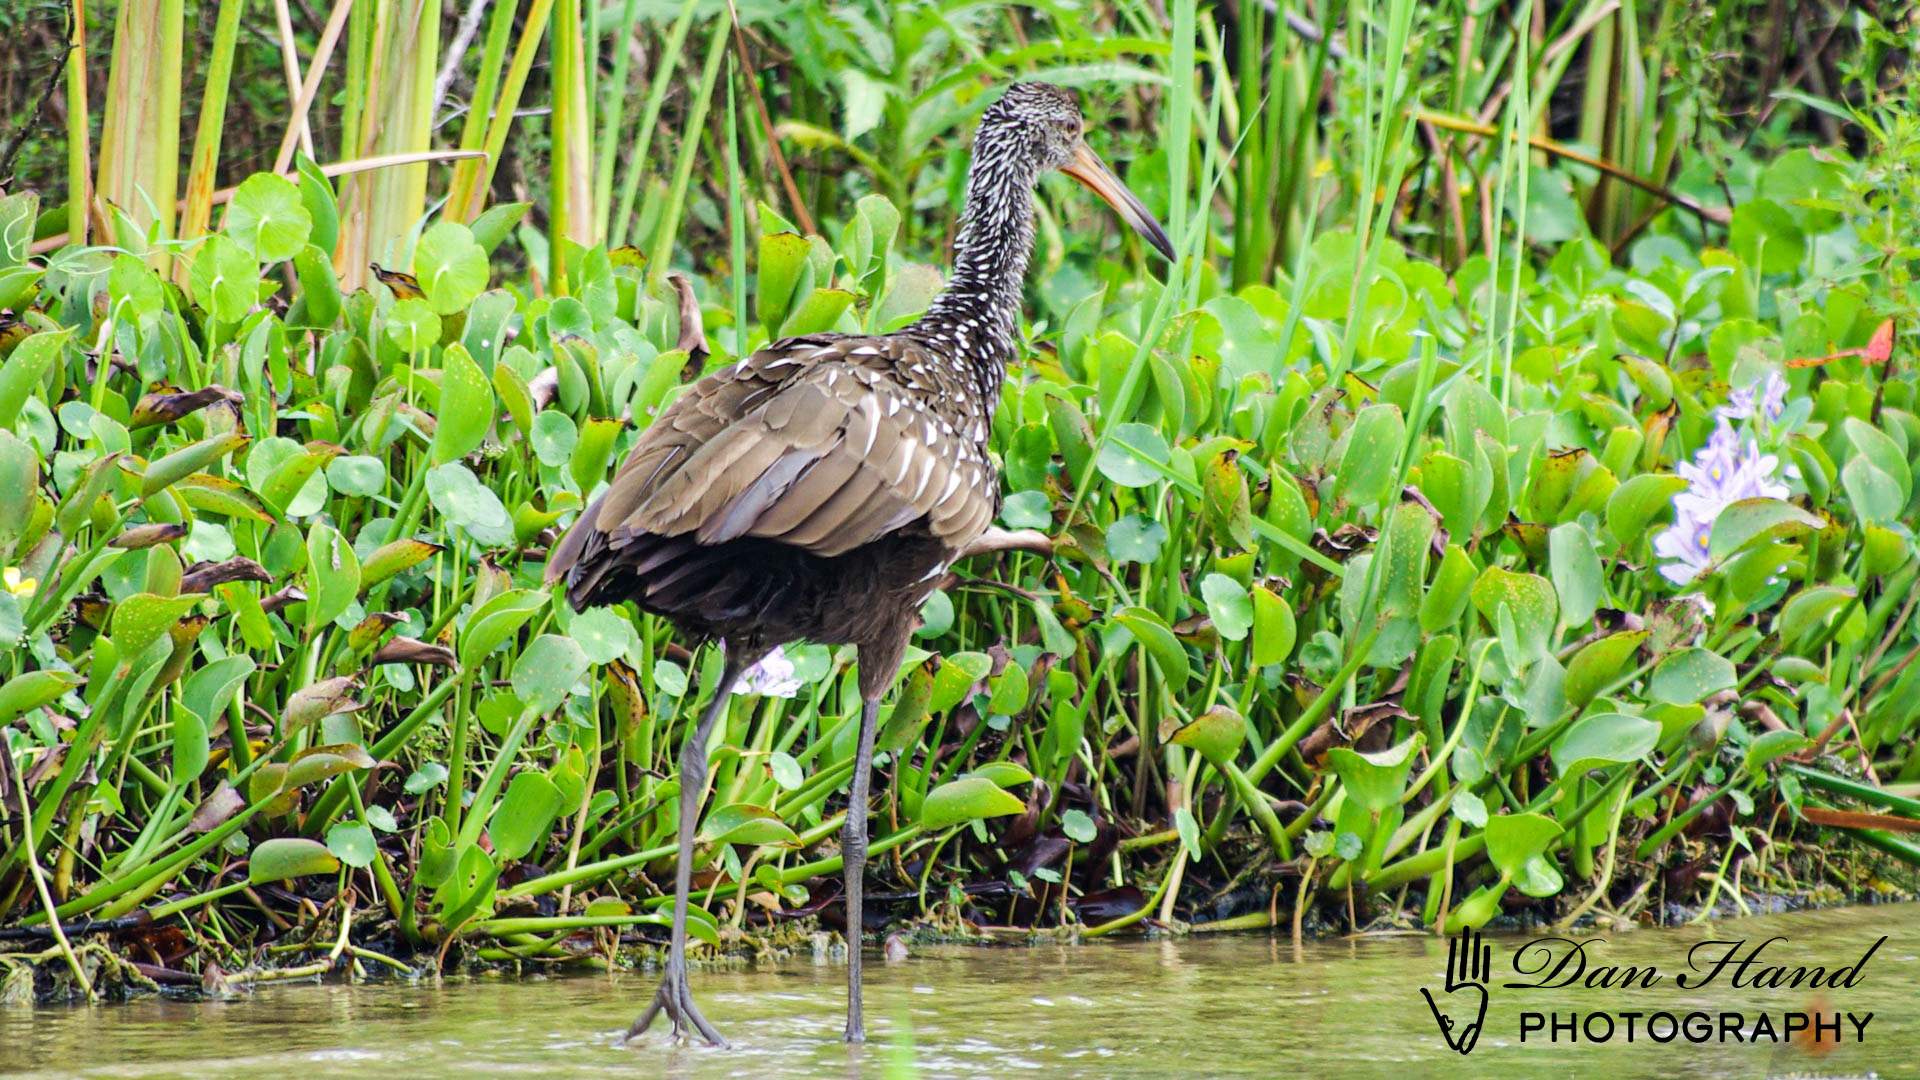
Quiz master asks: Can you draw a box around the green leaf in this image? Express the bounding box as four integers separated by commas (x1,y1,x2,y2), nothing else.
1327,734,1420,811
1648,647,1736,705
414,222,490,315
109,593,203,659
1551,712,1659,774
698,803,800,848
570,606,636,665
426,462,513,546
1606,473,1688,549
1111,606,1191,686
1097,423,1171,488
1250,585,1296,666
1484,812,1562,879
459,588,547,666
1199,573,1252,641
1168,706,1246,766
223,173,311,263
144,433,249,499
1548,523,1603,630
1745,729,1809,776
917,776,1025,830
385,298,442,353
490,771,565,860
1707,498,1822,561
1469,567,1558,668
0,329,73,430
0,670,84,724
326,822,377,869
430,343,494,465
1562,630,1648,708
304,523,360,630
1106,514,1168,562
249,837,341,883
1338,403,1405,510
511,634,590,713
188,234,259,322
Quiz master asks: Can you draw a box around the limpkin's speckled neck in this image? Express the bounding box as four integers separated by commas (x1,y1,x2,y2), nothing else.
913,130,1040,385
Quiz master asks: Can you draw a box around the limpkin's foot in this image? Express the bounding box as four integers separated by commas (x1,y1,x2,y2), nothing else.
627,963,726,1047
843,1003,865,1044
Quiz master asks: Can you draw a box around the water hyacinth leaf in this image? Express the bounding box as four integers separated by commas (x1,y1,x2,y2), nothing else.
1327,734,1420,811
698,803,800,848
248,838,340,884
1062,809,1097,843
1778,585,1857,651
928,651,992,713
1605,473,1688,549
414,222,490,315
304,523,360,630
285,743,376,788
426,462,514,546
490,772,565,860
1420,544,1475,632
1843,417,1911,501
142,433,249,498
1200,573,1253,641
511,634,590,713
1169,706,1245,766
223,173,311,263
293,245,342,327
1745,729,1810,776
967,761,1033,789
531,411,578,467
1841,456,1902,525
1251,585,1296,666
1562,630,1648,708
109,593,203,659
1483,812,1563,879
360,539,441,592
986,664,1029,715
757,232,812,336
1648,647,1736,705
1707,498,1823,561
1548,523,1604,630
1514,853,1565,898
1338,404,1405,510
430,343,494,466
917,776,1025,831
326,822,377,869
1468,567,1557,667
1550,713,1659,774
768,751,804,790
0,670,84,724
1111,606,1191,686
0,329,71,430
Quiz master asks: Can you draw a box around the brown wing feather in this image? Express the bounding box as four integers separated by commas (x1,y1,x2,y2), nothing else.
576,335,994,566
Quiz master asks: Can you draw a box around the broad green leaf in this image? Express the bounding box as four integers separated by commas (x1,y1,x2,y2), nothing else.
490,771,565,860
1648,647,1736,705
1551,712,1659,774
249,837,340,883
414,222,489,315
917,776,1025,830
430,343,494,465
223,173,312,263
1111,606,1191,686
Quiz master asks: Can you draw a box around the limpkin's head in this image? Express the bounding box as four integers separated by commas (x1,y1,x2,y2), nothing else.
979,82,1176,261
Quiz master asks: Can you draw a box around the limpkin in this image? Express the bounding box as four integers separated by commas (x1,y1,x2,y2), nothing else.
546,81,1173,1046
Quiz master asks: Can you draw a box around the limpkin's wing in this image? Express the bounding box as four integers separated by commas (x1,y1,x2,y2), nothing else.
550,335,995,579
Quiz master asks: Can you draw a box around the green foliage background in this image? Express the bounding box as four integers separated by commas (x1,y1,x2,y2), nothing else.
2,0,1919,996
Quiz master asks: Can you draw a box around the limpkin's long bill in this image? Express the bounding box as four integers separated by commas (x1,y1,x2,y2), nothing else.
1060,141,1177,261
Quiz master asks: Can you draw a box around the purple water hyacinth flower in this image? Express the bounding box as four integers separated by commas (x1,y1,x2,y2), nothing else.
732,646,803,698
1718,371,1790,428
1653,415,1791,585
1652,499,1716,584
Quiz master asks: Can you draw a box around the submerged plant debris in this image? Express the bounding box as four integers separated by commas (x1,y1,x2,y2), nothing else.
2,0,1919,1006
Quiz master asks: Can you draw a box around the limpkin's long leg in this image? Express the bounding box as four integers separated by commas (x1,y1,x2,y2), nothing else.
841,693,882,1042
629,641,760,1047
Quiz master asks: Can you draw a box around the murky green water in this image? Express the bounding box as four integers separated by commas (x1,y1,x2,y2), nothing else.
5,902,1917,1078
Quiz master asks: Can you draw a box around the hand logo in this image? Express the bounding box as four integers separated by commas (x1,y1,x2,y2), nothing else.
1421,928,1491,1056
